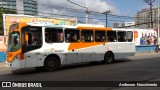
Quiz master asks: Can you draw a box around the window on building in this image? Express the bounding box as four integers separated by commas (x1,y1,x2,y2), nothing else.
81,30,94,42
117,31,127,42
95,30,106,42
65,29,80,42
45,28,63,43
107,31,117,42
127,31,133,42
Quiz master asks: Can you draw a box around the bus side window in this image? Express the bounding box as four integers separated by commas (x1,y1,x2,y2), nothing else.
65,29,80,43
95,30,106,42
27,33,37,45
117,31,127,42
81,30,94,42
31,34,37,45
45,28,63,43
107,31,117,42
22,26,42,53
127,31,133,42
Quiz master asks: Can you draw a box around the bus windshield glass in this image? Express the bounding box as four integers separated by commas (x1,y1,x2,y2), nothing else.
7,32,20,52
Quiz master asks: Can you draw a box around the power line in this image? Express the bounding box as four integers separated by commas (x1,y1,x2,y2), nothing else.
102,10,111,27
2,2,158,28
144,0,155,28
67,0,89,24
37,2,135,19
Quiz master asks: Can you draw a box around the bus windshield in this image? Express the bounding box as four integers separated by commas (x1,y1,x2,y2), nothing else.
7,32,20,52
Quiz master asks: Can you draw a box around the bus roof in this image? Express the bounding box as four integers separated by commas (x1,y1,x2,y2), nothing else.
112,28,155,31
27,22,76,28
76,24,112,30
27,22,112,30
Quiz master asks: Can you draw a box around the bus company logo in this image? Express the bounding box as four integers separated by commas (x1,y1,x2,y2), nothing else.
2,82,11,87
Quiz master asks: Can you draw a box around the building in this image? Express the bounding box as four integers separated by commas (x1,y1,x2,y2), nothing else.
112,22,135,28
124,22,135,27
0,0,37,16
112,22,125,28
135,8,158,29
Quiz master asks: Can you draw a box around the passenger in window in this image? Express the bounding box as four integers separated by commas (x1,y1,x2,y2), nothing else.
81,35,84,42
66,34,70,42
57,32,62,42
87,36,90,41
124,36,127,41
96,35,100,41
91,34,93,41
32,35,37,45
46,32,52,43
102,36,106,42
72,34,77,41
59,33,63,42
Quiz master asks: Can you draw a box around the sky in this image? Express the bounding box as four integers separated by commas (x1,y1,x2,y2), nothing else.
107,0,158,16
38,0,159,26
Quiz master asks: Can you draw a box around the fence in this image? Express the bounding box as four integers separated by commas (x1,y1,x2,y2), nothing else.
136,45,157,53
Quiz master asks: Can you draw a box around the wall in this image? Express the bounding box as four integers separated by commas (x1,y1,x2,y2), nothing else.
0,36,6,62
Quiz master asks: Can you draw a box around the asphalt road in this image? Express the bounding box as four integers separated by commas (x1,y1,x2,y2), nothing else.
0,53,160,90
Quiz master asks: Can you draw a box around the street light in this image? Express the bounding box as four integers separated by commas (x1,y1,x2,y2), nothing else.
67,0,89,24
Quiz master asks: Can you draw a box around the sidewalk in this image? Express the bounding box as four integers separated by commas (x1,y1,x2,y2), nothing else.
0,62,7,70
127,53,160,60
0,62,11,75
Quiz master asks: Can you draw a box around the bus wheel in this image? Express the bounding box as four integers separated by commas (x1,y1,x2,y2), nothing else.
44,57,59,71
103,52,114,64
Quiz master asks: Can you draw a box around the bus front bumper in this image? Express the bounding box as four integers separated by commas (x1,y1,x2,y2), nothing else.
6,58,25,71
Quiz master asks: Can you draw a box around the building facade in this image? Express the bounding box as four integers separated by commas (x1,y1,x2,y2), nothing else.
135,8,158,29
0,0,37,16
112,22,125,28
112,22,135,28
124,22,135,27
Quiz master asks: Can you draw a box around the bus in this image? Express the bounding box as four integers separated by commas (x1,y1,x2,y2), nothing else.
6,23,135,71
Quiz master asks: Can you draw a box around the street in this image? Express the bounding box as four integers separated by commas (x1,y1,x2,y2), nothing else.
0,53,160,90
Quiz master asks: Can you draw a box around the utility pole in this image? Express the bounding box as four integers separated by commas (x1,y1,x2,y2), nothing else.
85,0,88,24
67,0,89,24
158,0,160,44
103,10,110,27
144,0,155,28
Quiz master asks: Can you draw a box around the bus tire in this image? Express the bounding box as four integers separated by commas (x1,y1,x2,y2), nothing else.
103,52,114,64
44,57,59,71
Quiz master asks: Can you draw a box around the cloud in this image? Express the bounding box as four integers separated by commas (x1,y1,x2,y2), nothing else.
37,0,119,25
87,0,118,14
38,0,118,15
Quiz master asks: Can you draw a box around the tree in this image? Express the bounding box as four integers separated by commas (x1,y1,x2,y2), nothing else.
0,8,16,35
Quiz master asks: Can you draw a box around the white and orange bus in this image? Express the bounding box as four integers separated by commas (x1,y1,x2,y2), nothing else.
6,23,135,71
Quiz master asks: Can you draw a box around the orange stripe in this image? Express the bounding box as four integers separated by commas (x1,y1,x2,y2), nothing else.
68,42,106,51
